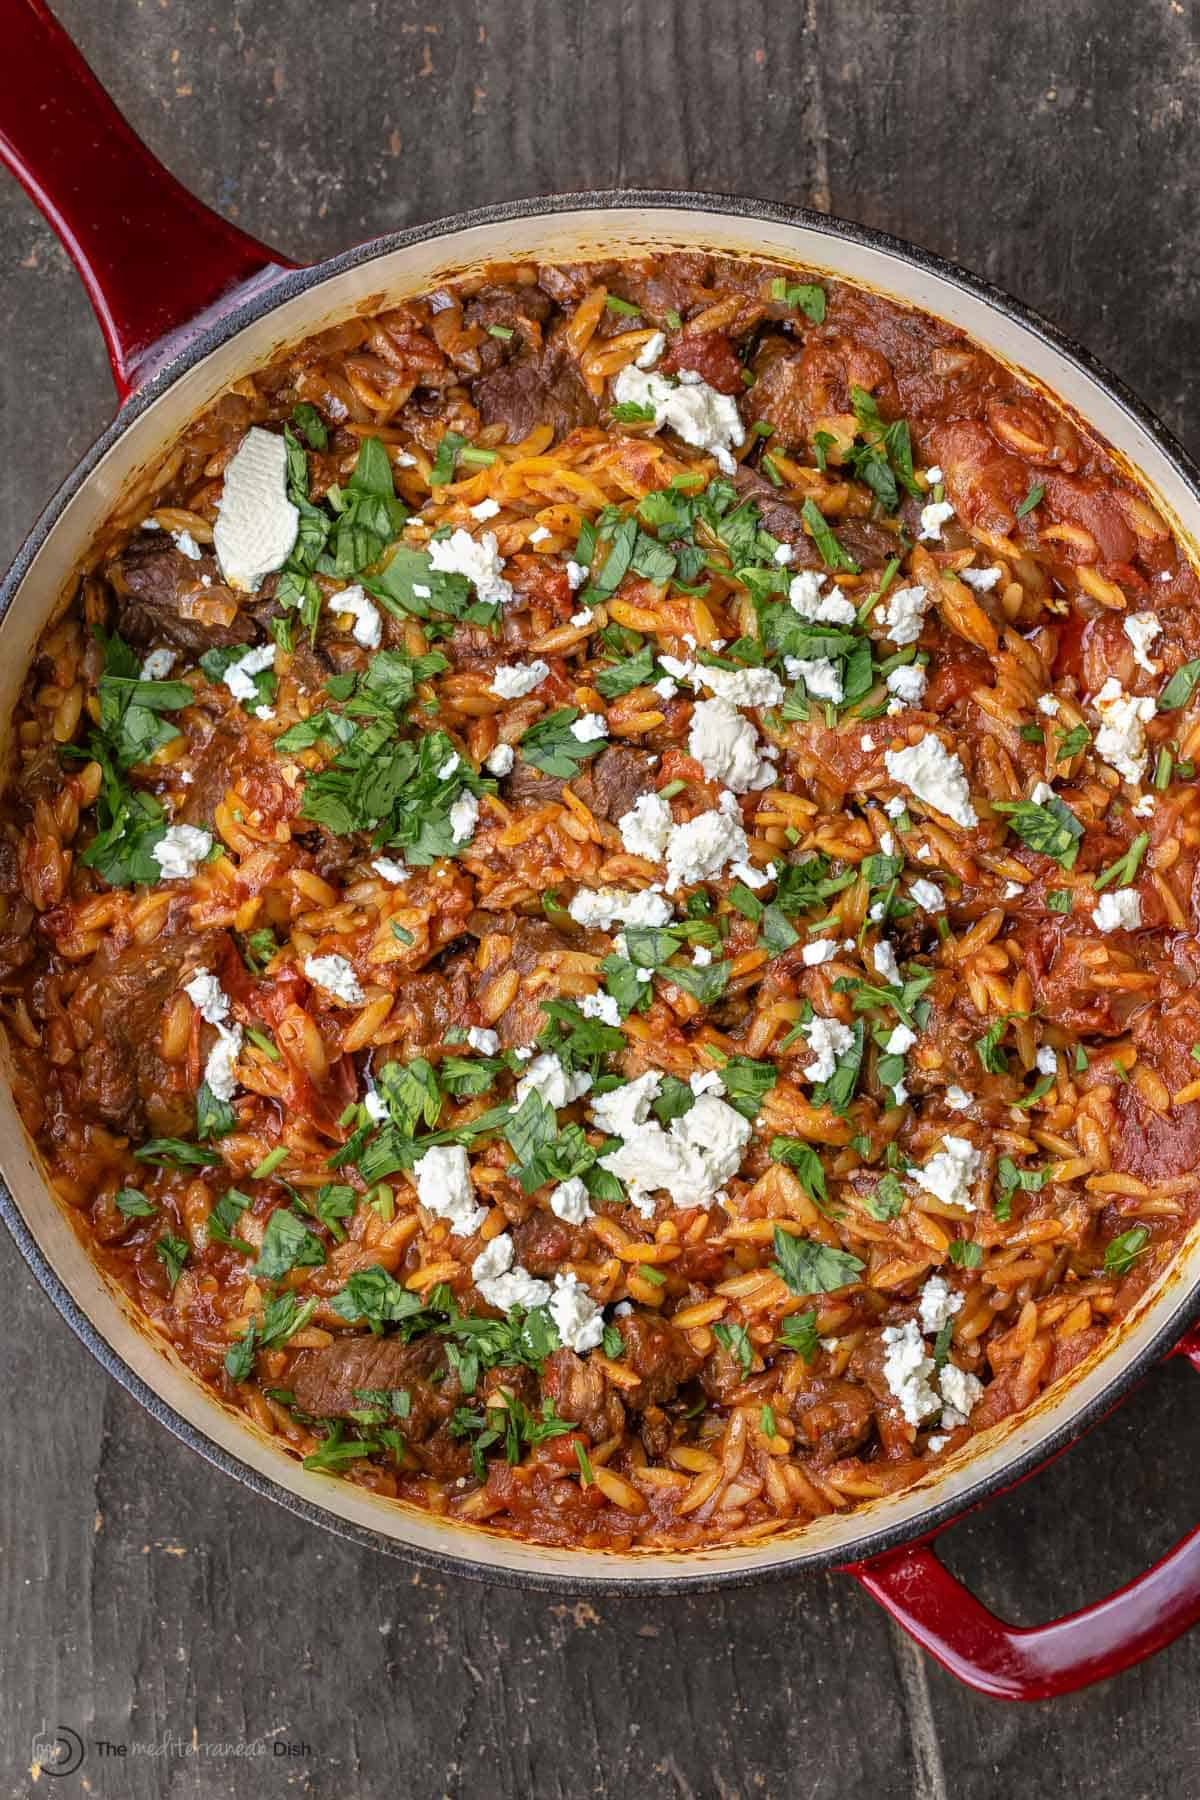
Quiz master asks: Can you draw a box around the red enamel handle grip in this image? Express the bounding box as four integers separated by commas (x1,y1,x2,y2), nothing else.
0,0,296,398
848,1329,1200,1700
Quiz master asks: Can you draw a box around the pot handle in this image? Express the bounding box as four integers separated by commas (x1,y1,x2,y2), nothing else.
848,1343,1200,1699
0,0,296,398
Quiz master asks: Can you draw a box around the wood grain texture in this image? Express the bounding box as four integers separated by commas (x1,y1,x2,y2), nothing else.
1,2,1199,1794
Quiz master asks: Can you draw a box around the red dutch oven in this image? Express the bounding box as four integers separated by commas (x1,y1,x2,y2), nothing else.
3,0,1200,1702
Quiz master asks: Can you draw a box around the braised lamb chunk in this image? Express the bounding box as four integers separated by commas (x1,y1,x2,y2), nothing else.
541,1347,623,1443
464,910,612,1049
613,1310,703,1406
106,535,253,652
731,467,899,569
788,1378,875,1464
290,1335,447,1431
474,341,598,444
574,746,658,823
71,926,214,1136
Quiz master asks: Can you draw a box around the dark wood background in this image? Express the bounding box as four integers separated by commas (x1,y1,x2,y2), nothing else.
2,3,1198,1795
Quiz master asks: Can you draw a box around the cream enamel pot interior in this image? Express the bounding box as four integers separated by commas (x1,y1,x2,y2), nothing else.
3,0,1200,1699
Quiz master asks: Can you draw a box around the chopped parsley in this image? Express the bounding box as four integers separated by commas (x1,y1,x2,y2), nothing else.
771,1226,864,1294
1103,1226,1150,1276
994,794,1084,869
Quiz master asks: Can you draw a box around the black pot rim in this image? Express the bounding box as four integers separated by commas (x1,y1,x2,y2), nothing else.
4,187,1200,1595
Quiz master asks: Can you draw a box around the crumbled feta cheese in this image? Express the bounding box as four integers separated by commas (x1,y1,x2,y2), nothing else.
515,1051,592,1109
884,795,907,819
465,1026,500,1054
591,1070,662,1139
653,676,679,701
183,970,242,1102
449,791,479,845
471,1233,514,1284
912,1135,981,1212
334,584,382,649
579,991,621,1027
635,331,666,369
908,877,944,913
1002,879,1024,899
152,824,212,880
438,754,461,780
528,525,551,545
689,1069,725,1097
918,500,955,542
481,1266,552,1311
184,970,231,1026
783,656,844,704
565,559,587,590
803,1014,855,1083
938,1361,985,1425
945,1085,972,1112
610,365,746,474
886,1023,917,1055
221,642,277,705
490,659,549,699
861,734,876,753
696,664,785,709
427,528,513,607
1123,610,1163,673
774,541,794,566
414,1144,485,1235
878,584,931,645
550,1175,593,1224
485,742,515,776
372,857,408,884
918,1275,963,1336
925,466,944,484
1131,790,1156,819
170,528,202,562
570,607,594,627
1030,780,1056,806
882,1319,940,1425
570,712,609,743
567,886,673,931
549,1272,605,1352
202,1024,243,1103
598,1090,752,1215
664,792,749,889
689,696,775,792
886,664,928,707
363,1086,388,1123
1092,887,1143,932
1035,1045,1058,1075
618,791,674,861
879,830,896,857
1094,677,1155,784
788,569,856,625
469,497,501,522
1037,694,1061,717
802,938,839,966
730,856,774,891
873,939,902,986
213,427,299,592
140,647,177,680
959,564,1003,593
303,953,365,1006
884,736,978,829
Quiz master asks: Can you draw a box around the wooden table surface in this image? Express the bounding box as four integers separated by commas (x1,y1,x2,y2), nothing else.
2,3,1198,1794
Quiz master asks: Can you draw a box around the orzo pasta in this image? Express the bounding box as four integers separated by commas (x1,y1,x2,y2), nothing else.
6,251,1200,1549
